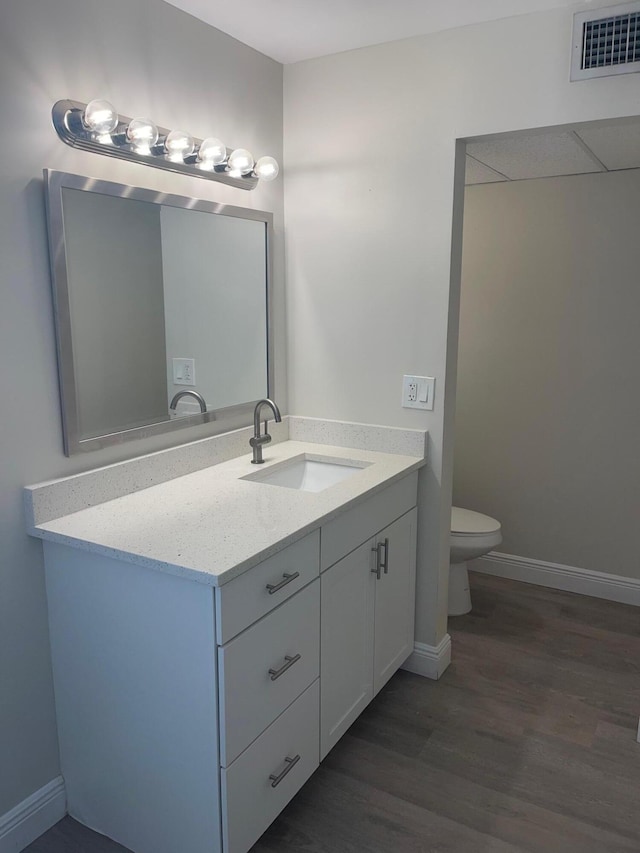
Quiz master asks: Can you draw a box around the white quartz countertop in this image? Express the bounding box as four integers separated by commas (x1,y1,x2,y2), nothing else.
29,441,425,586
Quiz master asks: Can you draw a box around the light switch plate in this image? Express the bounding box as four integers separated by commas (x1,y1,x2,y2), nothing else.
402,375,435,410
173,357,196,386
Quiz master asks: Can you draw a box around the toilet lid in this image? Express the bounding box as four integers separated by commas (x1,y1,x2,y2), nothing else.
451,507,501,535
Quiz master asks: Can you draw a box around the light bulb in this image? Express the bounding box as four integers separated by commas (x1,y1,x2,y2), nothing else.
165,129,195,161
227,148,254,176
126,118,159,151
197,137,227,168
254,156,279,182
83,99,119,135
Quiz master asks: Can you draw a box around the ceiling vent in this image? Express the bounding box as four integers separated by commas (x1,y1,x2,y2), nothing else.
571,2,640,80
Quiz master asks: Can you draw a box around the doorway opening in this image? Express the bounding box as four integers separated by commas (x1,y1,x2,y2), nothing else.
447,114,640,615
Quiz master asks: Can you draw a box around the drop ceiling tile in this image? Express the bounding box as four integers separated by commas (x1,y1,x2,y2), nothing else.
576,121,640,171
466,132,603,181
465,155,508,185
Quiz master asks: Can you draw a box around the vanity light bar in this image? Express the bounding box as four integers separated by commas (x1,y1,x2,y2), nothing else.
51,99,280,191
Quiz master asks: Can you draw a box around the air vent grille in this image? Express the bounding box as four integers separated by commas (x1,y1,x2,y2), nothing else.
571,2,640,80
583,12,640,68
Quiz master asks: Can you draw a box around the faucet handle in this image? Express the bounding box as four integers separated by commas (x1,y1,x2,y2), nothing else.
250,433,271,448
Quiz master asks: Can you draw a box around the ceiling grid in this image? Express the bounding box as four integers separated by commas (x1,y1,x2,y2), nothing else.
465,120,640,185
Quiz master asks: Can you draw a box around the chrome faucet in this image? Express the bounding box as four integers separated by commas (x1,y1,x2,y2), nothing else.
250,398,282,464
170,390,207,414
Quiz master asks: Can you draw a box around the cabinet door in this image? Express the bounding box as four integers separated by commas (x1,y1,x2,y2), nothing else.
320,539,375,759
373,508,417,696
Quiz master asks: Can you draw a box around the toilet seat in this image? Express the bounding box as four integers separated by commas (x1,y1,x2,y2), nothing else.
451,507,501,536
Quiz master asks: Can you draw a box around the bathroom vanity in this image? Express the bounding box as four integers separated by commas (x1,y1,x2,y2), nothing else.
26,428,425,853
35,167,427,852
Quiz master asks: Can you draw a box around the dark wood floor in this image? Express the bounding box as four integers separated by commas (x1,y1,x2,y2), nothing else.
26,573,640,853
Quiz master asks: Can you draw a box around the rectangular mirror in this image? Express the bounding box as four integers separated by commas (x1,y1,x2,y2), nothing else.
44,170,273,455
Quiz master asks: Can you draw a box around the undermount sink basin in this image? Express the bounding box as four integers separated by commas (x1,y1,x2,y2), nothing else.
242,454,370,493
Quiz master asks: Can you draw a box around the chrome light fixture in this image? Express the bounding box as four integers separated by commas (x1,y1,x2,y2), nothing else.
52,99,280,190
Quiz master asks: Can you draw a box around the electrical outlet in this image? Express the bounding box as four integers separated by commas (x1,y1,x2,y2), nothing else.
173,357,196,386
402,375,435,410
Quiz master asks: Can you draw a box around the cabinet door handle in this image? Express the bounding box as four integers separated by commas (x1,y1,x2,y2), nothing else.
266,571,300,595
268,653,301,681
371,543,382,580
381,537,390,574
269,754,300,787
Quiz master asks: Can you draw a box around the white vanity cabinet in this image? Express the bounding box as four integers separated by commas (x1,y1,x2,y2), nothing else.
372,510,418,694
44,534,321,853
40,469,419,853
43,542,223,853
218,574,321,853
319,475,417,759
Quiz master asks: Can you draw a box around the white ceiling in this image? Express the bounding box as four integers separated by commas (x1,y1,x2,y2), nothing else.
465,119,640,185
164,0,588,64
161,0,640,184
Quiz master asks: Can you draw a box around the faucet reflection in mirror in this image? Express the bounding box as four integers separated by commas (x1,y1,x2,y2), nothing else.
170,390,208,415
52,99,279,191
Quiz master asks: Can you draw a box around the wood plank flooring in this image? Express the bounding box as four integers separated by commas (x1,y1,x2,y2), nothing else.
26,573,640,853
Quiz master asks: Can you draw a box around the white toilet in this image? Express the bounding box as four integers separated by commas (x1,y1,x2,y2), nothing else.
448,507,502,616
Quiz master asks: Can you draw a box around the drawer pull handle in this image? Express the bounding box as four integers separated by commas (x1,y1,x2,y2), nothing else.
269,754,301,788
381,537,390,574
371,543,382,580
371,538,390,579
266,571,300,595
269,653,301,681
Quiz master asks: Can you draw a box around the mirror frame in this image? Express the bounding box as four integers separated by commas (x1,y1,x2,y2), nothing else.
44,169,274,455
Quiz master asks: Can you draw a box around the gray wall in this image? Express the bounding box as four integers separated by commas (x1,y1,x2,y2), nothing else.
0,0,283,816
283,4,640,651
63,190,167,438
455,170,640,579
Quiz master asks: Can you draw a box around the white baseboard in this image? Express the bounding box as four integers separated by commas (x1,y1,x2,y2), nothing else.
401,634,452,680
474,552,640,607
0,777,65,853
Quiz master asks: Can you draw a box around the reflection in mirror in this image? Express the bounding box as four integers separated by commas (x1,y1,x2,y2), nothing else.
44,170,273,455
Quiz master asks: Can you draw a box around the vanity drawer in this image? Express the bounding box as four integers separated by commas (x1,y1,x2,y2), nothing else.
321,471,418,570
218,579,320,766
215,530,320,644
221,679,319,853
